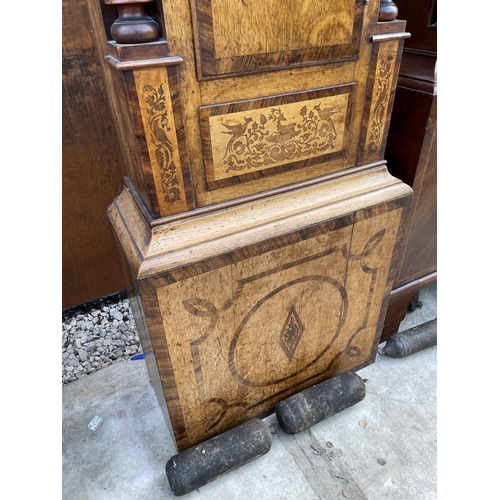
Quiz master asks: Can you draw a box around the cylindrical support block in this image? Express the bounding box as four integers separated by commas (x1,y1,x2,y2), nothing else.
383,318,437,358
165,418,272,496
276,372,366,435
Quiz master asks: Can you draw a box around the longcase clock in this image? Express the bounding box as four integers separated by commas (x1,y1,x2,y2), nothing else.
87,0,412,451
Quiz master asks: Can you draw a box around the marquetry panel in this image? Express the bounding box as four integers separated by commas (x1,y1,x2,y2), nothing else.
151,203,403,449
200,85,355,190
192,0,364,78
125,66,195,217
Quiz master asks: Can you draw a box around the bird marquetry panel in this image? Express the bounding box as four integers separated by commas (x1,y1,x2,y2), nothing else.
200,85,355,190
192,0,364,78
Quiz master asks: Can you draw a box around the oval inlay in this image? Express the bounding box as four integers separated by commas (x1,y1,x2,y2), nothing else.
228,276,347,387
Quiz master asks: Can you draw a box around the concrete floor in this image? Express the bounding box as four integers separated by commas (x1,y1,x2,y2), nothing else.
62,284,436,499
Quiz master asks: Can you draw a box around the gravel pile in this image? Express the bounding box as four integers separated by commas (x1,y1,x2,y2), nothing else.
62,292,142,385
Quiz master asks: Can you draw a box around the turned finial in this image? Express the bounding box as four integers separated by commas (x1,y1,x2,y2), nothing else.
105,0,161,44
378,0,398,22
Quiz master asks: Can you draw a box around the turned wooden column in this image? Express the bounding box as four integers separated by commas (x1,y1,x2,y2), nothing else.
106,0,160,44
379,0,398,22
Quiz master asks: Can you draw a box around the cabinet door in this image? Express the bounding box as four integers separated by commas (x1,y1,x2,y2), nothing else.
192,0,364,78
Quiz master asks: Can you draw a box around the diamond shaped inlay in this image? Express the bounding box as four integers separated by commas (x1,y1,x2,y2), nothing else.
279,306,305,361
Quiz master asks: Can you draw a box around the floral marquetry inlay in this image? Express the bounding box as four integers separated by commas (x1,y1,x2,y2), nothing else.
134,68,189,216
201,86,354,188
359,39,400,164
215,100,344,174
367,54,395,155
142,84,181,204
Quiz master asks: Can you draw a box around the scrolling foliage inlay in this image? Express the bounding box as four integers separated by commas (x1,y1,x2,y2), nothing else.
367,56,394,154
201,85,354,189
219,103,341,173
142,84,181,204
359,39,400,163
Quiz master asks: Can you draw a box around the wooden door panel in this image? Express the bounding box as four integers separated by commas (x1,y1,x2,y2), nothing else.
192,0,364,78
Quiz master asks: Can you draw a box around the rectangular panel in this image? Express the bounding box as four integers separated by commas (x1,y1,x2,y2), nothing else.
200,84,355,190
211,0,354,58
154,205,403,449
192,0,364,78
126,66,195,217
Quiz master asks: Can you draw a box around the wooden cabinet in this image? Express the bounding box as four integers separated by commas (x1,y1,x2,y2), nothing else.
89,0,412,451
380,0,437,340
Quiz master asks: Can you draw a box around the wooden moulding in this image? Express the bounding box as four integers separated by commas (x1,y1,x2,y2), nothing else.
106,40,170,65
108,164,413,451
108,164,412,279
105,51,183,71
